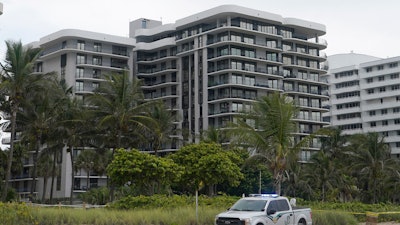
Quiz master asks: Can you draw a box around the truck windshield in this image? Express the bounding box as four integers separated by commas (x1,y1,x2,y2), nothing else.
230,199,267,211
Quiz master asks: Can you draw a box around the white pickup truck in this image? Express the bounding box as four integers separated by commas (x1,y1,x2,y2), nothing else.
215,194,312,225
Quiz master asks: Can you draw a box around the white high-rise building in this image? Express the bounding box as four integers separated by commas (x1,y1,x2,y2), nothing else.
324,53,400,156
131,5,329,160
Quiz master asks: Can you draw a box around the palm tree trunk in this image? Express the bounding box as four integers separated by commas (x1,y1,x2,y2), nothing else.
2,109,17,201
41,176,48,203
86,169,90,190
69,146,75,205
30,137,41,198
49,151,57,204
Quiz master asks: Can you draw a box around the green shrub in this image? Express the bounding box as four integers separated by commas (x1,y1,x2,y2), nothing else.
0,202,37,225
313,210,358,225
79,187,110,205
108,194,239,210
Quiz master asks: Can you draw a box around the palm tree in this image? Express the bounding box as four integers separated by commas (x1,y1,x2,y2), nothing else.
230,92,300,195
18,74,62,199
0,40,42,201
348,132,397,203
59,97,90,204
87,71,155,151
75,149,105,190
36,153,53,203
146,102,176,156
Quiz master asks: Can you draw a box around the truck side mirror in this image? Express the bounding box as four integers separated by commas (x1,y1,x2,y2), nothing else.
267,209,276,215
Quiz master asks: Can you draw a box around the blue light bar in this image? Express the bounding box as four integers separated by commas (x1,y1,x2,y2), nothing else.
249,194,279,198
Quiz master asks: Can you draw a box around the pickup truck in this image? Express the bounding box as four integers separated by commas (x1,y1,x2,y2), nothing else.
215,194,312,225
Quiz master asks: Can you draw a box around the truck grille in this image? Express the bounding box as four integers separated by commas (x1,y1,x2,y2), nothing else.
216,217,244,225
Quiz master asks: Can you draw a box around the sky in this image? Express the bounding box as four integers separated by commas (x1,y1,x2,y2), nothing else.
0,0,399,59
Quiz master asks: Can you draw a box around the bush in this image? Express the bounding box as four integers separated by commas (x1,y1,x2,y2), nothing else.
0,202,37,225
313,210,358,225
79,187,110,205
108,194,239,210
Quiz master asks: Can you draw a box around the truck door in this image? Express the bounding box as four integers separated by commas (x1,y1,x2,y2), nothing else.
266,199,293,225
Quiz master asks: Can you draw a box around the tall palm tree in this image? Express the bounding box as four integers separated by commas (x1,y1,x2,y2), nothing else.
18,74,62,198
87,71,155,151
58,97,90,204
0,40,42,201
348,132,397,203
146,102,176,156
230,92,300,195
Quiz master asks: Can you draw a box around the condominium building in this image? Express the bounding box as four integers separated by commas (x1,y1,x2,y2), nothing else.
7,4,329,200
131,5,329,160
323,53,400,156
11,29,135,200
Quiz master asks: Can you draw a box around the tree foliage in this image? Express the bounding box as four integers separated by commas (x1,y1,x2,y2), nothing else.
107,148,182,195
169,142,243,195
230,92,300,195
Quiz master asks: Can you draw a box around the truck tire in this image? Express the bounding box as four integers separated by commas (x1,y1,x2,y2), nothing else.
298,219,306,225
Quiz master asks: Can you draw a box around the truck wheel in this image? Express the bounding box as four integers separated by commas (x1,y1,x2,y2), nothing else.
298,219,306,225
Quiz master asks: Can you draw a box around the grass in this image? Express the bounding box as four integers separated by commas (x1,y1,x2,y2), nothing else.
30,206,224,225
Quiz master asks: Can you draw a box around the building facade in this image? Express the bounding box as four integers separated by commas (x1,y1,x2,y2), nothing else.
11,29,135,200
8,5,329,200
324,53,400,156
131,5,329,160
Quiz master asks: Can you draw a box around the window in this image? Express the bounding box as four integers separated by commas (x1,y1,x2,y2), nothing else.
378,65,384,70
232,102,243,112
232,74,243,84
298,97,308,107
92,82,99,90
395,119,400,124
75,81,84,92
76,54,86,64
93,56,102,65
244,76,255,86
369,111,376,116
76,67,84,78
394,108,400,113
391,73,399,79
112,45,128,56
94,42,102,52
367,89,374,94
367,78,373,83
92,69,101,78
77,40,85,50
231,61,242,70
366,67,372,72
381,109,387,115
389,62,398,68
370,122,376,127
382,120,388,126
378,76,385,81
379,87,386,92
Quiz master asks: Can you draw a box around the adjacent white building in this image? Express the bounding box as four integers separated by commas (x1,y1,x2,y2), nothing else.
10,29,135,200
324,53,400,156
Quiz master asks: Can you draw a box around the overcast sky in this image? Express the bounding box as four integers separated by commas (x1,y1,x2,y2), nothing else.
0,0,398,59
